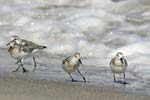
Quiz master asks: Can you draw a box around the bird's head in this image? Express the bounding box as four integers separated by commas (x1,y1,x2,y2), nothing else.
7,36,21,46
74,52,80,59
116,52,124,59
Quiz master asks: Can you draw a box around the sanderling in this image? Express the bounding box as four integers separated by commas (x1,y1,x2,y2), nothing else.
110,52,128,84
7,36,47,72
62,52,86,82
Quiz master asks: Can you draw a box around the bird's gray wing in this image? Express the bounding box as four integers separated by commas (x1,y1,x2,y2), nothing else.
124,59,128,67
62,56,72,64
109,58,114,67
21,39,46,52
22,39,40,48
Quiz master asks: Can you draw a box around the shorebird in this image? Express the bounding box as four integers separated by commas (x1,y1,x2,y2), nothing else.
110,52,128,84
62,52,86,82
7,36,47,72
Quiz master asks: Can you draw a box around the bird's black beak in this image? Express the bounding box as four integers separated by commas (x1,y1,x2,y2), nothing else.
120,58,124,63
6,42,10,46
79,59,82,64
8,46,12,51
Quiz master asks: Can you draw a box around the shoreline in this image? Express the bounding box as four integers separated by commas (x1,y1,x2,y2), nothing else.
0,48,150,98
0,75,149,100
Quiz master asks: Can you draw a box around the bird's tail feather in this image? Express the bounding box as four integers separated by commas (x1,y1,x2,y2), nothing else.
38,45,47,49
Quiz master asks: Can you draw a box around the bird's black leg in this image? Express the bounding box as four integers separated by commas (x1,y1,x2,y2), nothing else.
68,73,75,82
15,60,20,64
124,73,126,85
78,69,86,82
13,60,21,72
32,56,37,71
113,74,116,82
20,59,28,73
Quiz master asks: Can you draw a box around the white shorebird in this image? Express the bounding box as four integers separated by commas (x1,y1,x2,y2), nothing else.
7,36,47,72
62,52,86,82
110,52,128,84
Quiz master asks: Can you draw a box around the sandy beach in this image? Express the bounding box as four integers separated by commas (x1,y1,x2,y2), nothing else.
0,75,149,100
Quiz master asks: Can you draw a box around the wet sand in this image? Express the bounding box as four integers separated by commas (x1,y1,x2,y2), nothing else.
0,76,149,100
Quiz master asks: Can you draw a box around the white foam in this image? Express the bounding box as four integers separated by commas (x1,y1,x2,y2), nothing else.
70,17,106,32
108,42,150,57
14,16,30,26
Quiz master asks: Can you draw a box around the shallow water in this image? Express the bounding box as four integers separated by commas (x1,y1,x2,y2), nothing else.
0,0,150,96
